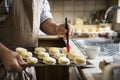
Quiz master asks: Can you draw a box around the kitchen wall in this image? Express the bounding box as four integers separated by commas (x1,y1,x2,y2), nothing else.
48,0,107,24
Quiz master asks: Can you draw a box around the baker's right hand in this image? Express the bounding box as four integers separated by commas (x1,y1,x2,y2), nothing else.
1,49,26,72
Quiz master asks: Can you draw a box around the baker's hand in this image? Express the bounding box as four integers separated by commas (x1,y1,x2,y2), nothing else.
1,49,26,72
56,23,74,36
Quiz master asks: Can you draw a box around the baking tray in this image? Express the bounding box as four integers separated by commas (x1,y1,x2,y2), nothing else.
11,47,94,68
23,58,93,67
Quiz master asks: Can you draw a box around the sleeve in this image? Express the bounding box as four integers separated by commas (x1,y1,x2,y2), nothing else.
40,0,53,24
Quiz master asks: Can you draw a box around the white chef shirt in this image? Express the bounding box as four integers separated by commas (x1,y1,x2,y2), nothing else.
0,0,53,24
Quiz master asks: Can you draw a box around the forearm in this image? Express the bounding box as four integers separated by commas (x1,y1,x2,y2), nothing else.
40,19,58,35
0,42,10,61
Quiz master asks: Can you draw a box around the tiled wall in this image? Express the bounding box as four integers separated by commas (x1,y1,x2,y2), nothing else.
48,0,107,24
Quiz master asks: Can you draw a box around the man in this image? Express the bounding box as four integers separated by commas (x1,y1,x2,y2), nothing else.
0,0,74,80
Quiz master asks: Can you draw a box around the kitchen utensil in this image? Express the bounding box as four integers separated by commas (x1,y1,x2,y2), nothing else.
65,17,70,53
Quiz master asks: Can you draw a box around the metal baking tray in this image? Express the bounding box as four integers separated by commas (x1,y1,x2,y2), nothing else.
11,47,94,67
24,58,93,67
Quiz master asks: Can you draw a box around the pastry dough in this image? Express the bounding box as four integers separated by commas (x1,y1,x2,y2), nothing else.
58,57,70,65
73,57,86,65
34,47,46,54
18,51,33,59
27,52,33,57
16,47,27,53
54,53,66,59
38,52,49,59
97,27,103,32
68,52,80,60
26,57,38,63
43,57,56,64
62,47,73,55
16,47,33,59
89,27,96,32
49,47,60,55
81,28,88,33
75,27,81,33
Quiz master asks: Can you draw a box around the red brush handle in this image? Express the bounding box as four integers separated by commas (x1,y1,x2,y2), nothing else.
66,44,70,53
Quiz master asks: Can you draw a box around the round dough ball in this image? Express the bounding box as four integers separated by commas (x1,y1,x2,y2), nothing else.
26,57,38,63
20,51,32,59
54,53,66,59
49,47,60,55
97,27,103,32
62,47,73,55
81,28,89,33
89,27,96,32
43,57,56,65
73,57,86,65
68,52,80,60
38,52,49,59
75,27,82,33
34,47,46,54
27,52,33,57
58,57,70,65
62,47,67,54
16,47,27,54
